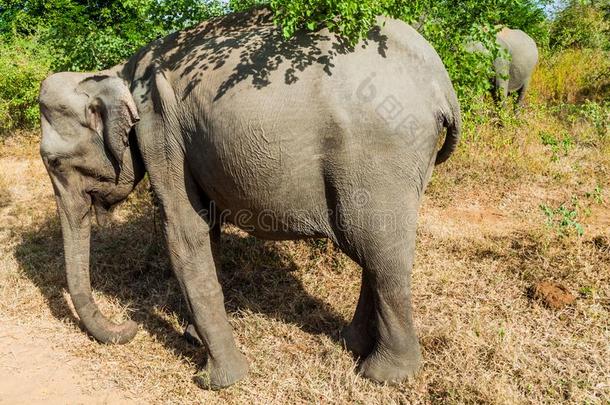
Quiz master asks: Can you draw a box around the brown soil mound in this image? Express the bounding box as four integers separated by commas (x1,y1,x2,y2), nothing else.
531,281,576,309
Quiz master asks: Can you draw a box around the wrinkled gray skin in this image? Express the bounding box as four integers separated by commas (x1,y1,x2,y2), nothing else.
467,28,539,104
39,8,460,389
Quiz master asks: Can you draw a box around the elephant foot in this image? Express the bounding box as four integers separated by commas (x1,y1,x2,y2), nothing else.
194,351,249,390
358,346,422,385
341,324,374,358
184,324,203,347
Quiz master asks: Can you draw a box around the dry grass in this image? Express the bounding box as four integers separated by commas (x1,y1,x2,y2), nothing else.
1,53,609,403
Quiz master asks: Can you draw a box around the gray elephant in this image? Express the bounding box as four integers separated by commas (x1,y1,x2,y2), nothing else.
38,8,460,389
467,27,539,104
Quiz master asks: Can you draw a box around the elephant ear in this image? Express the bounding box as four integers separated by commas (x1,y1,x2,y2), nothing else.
77,75,140,165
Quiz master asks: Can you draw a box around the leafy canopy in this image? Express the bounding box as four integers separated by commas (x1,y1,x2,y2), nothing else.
1,0,550,71
0,0,229,70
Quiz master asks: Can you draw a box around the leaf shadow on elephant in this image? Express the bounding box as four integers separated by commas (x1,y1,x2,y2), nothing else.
14,199,349,364
130,7,388,104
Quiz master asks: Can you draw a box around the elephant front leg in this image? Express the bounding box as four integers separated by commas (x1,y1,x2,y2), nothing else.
494,78,509,106
161,191,248,389
183,224,222,348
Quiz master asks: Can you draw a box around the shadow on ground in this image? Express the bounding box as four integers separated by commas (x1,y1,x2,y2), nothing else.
14,205,348,365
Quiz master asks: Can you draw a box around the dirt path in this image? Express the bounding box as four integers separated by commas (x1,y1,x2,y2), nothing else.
0,316,134,405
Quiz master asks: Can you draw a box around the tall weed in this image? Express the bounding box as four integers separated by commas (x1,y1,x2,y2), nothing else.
532,49,610,104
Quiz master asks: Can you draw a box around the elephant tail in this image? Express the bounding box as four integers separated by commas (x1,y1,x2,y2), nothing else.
435,104,461,165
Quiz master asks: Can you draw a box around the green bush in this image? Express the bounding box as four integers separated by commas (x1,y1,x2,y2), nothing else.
0,36,51,135
533,48,610,104
550,0,610,50
0,0,228,71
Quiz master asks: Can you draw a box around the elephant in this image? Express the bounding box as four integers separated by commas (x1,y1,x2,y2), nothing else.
38,7,461,389
466,27,539,105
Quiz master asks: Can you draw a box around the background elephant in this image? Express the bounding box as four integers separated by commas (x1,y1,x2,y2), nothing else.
38,8,460,389
467,27,539,104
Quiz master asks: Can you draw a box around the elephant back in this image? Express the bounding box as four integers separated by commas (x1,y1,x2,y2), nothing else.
497,28,539,70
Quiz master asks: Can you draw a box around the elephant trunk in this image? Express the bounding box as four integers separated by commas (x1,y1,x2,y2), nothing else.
57,196,137,344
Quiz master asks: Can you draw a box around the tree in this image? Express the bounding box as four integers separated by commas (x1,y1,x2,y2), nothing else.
0,0,228,70
550,0,610,50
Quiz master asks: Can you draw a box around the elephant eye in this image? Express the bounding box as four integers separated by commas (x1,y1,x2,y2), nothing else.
47,156,61,169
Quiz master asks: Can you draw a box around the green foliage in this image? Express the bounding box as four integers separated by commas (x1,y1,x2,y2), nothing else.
148,0,228,32
228,0,270,13
578,100,610,137
0,0,229,134
540,199,584,237
533,48,610,104
0,0,551,94
417,16,500,106
586,185,605,204
0,35,51,134
555,100,610,139
539,130,574,161
414,0,549,107
263,0,550,46
550,0,610,50
265,0,408,42
0,0,228,71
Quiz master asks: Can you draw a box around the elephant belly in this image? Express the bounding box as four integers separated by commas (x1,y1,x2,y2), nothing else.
186,129,334,240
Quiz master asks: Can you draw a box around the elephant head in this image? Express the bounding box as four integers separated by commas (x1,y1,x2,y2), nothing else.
39,72,144,344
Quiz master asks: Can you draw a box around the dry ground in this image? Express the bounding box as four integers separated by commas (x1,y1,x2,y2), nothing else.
0,83,609,402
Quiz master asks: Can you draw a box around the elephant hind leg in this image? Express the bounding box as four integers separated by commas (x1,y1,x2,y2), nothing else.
358,229,422,383
341,269,376,358
516,79,531,106
335,198,423,384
